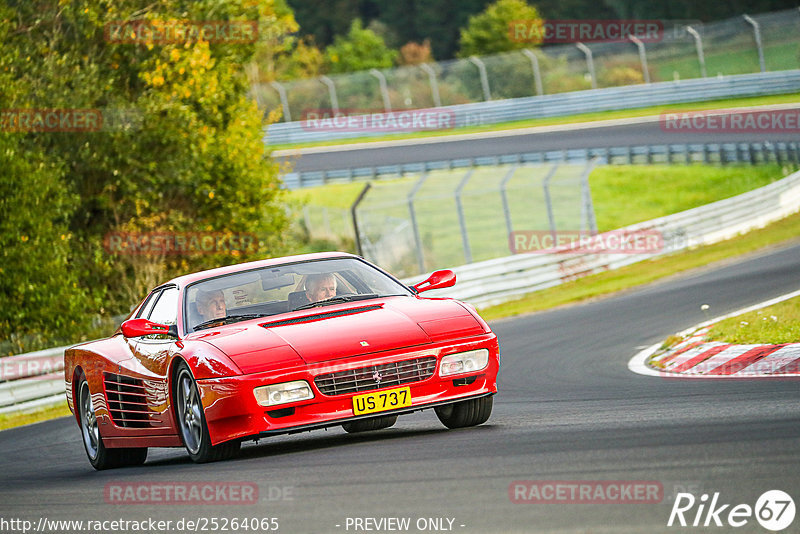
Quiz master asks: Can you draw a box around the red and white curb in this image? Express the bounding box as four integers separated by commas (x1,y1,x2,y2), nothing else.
628,288,800,379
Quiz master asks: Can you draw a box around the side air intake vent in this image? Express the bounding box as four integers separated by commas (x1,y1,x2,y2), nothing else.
104,373,151,428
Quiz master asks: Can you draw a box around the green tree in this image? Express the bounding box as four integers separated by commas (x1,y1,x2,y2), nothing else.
324,19,398,74
533,0,617,20
0,0,292,349
287,0,362,49
0,135,95,352
373,0,490,62
458,0,543,57
248,2,325,82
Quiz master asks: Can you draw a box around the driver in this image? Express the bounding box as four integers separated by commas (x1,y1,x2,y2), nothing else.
196,289,227,322
305,273,337,303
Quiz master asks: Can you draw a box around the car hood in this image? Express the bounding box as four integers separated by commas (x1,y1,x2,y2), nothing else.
193,296,486,366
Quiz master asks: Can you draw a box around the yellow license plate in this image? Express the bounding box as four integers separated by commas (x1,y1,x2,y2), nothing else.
352,386,412,415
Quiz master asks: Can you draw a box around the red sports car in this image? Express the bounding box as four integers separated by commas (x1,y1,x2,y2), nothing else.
65,252,499,469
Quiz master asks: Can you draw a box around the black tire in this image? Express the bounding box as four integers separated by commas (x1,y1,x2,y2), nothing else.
342,415,398,433
174,362,240,463
434,396,493,429
78,378,148,470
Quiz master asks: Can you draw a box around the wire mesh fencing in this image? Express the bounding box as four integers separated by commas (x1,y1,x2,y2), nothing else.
348,160,597,278
257,9,800,123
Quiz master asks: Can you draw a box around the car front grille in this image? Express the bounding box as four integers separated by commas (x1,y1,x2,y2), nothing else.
314,356,437,396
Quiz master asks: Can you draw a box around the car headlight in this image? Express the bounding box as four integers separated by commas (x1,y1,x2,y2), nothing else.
439,349,490,377
253,380,314,407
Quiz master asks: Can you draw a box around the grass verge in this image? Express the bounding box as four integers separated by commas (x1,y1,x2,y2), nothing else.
705,296,800,344
270,93,800,151
0,402,71,431
290,165,789,232
479,210,800,322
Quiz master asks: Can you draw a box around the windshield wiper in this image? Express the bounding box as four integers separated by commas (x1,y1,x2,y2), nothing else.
193,313,269,331
292,293,380,311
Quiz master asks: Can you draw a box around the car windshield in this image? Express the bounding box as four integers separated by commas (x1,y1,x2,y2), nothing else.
184,257,412,332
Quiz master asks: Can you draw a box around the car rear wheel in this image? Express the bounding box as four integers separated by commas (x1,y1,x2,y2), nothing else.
342,414,398,433
174,362,240,463
434,396,493,429
78,378,147,470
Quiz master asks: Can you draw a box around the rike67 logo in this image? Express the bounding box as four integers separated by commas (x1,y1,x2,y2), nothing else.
668,490,795,531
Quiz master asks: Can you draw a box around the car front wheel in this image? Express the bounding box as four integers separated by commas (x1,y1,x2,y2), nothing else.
434,396,493,429
174,362,240,463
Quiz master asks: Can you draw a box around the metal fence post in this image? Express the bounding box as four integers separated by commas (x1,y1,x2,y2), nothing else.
685,26,707,78
500,165,519,239
542,163,560,241
743,15,766,73
420,63,442,108
469,56,492,101
408,171,429,274
455,168,476,264
766,142,777,164
575,43,597,89
521,49,544,96
369,69,392,112
350,183,372,257
580,158,599,234
629,35,650,84
319,75,339,113
270,81,291,122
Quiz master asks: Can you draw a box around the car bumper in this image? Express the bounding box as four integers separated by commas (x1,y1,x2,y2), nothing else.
196,333,499,445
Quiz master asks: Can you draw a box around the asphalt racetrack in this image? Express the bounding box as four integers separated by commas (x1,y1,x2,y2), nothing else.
276,108,800,173
2,241,800,533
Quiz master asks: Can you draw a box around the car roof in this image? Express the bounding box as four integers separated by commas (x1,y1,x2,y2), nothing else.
166,251,358,290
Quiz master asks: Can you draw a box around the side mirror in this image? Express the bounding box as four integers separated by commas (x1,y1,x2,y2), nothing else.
121,318,177,338
413,269,456,293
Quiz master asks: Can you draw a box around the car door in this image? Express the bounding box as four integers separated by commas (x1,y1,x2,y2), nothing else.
128,286,181,428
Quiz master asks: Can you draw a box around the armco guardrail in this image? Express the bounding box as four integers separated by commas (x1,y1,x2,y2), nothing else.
4,169,799,413
283,140,800,189
403,168,800,307
0,345,68,415
266,70,800,145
